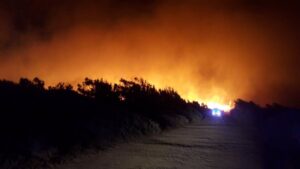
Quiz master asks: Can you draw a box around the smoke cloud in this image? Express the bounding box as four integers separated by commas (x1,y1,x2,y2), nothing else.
0,0,299,107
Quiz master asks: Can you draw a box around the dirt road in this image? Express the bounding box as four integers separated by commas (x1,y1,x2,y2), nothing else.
53,117,263,169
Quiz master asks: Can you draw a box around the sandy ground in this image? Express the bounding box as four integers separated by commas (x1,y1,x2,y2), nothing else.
52,117,263,169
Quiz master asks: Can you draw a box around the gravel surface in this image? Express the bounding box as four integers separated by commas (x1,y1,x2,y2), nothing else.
53,117,263,169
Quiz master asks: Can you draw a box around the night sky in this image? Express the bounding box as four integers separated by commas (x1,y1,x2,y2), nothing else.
0,0,299,107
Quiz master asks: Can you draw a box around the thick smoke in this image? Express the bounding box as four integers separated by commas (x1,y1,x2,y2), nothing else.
0,0,299,107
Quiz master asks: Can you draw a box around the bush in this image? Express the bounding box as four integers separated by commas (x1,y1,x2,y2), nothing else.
0,77,206,169
230,99,300,169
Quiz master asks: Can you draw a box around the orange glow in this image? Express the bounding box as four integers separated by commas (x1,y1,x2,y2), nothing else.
206,102,233,112
0,1,299,108
192,96,234,112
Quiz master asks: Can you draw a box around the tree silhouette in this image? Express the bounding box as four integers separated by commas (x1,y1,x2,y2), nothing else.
0,77,206,169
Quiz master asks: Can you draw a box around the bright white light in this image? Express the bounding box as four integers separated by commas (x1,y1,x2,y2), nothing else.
211,108,222,117
207,102,232,112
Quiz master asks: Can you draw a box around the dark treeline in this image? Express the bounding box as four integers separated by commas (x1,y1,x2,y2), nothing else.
0,77,205,169
231,100,300,169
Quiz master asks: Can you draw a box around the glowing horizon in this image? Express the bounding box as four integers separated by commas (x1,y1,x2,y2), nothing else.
0,0,299,108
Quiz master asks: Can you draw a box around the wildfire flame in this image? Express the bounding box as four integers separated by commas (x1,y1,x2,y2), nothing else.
193,95,234,113
206,101,233,112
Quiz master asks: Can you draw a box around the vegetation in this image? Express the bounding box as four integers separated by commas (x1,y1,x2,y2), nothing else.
0,77,206,169
231,99,300,169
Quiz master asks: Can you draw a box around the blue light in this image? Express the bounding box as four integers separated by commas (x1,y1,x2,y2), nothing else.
211,108,222,117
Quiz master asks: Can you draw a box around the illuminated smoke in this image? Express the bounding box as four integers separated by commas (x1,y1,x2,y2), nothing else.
0,0,299,107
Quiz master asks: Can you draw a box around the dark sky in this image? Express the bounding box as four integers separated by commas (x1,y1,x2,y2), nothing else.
0,0,299,107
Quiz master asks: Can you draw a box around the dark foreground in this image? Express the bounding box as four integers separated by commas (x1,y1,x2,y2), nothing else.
52,117,263,169
0,78,203,169
1,78,299,169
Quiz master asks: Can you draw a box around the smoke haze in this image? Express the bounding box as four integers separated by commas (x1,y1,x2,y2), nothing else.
0,0,299,107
